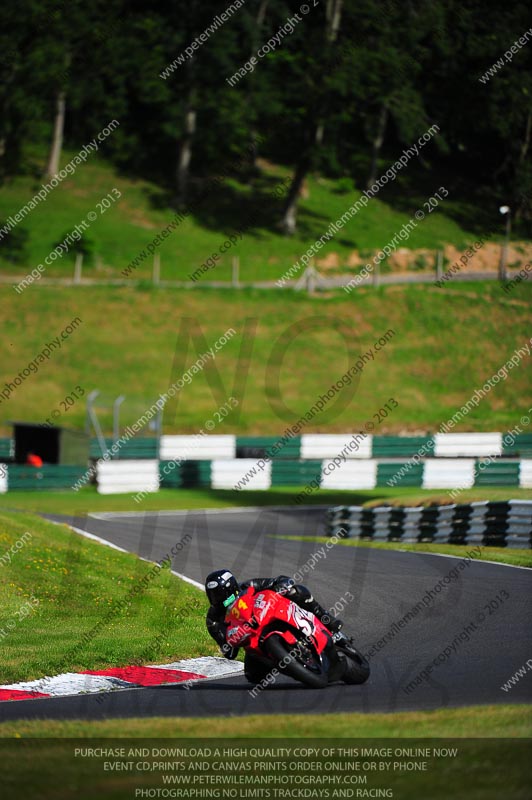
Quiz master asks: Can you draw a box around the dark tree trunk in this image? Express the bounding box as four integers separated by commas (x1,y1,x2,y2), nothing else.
176,2,198,207
176,103,196,206
280,153,312,236
279,0,343,234
176,66,196,207
247,0,270,171
367,103,388,189
325,0,343,40
280,123,324,235
515,109,531,219
46,90,66,178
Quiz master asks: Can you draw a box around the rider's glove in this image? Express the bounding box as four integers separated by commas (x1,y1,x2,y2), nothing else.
272,576,296,596
209,620,229,648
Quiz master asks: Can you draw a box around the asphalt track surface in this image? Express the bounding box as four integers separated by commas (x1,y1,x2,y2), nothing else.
1,506,531,722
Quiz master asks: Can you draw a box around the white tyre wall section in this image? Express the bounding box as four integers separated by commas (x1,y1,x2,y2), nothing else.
320,459,378,489
96,459,159,495
211,459,272,490
422,458,476,489
433,433,503,457
519,460,532,488
160,435,236,460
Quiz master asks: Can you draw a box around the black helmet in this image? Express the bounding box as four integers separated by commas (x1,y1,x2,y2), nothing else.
205,569,239,609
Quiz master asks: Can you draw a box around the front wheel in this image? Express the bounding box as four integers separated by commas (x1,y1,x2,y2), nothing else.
263,634,328,689
337,641,370,685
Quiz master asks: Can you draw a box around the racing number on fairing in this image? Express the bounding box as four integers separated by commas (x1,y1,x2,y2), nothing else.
230,598,249,620
289,604,315,638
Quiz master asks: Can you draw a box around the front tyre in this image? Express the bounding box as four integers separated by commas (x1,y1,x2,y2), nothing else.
263,634,328,689
337,642,370,685
243,652,275,685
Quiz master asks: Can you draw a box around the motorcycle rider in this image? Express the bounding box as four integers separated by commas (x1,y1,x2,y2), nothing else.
204,570,360,685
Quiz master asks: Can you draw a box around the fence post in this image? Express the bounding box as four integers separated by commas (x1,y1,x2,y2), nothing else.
306,265,316,295
153,253,160,285
498,246,508,282
373,261,379,287
232,256,240,287
74,252,83,284
436,250,443,280
499,208,511,282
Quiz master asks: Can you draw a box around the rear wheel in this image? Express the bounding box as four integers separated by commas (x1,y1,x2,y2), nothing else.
263,634,328,689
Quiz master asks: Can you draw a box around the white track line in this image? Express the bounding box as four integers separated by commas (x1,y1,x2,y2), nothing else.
68,524,129,553
89,505,325,520
394,548,532,571
49,520,205,590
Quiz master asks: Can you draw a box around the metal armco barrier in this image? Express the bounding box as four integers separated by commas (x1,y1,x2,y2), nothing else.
325,500,532,549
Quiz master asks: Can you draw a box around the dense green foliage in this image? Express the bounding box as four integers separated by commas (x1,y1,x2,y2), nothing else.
1,0,531,236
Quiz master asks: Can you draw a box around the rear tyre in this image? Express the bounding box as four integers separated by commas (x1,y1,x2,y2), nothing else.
263,634,328,689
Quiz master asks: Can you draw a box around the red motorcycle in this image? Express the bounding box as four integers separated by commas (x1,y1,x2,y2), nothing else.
225,586,370,689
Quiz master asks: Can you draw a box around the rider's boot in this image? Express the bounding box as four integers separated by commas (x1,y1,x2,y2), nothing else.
302,594,344,634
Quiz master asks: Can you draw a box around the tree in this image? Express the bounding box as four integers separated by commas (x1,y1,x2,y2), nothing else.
45,90,66,178
1,0,530,236
278,0,345,234
0,0,48,178
37,1,90,179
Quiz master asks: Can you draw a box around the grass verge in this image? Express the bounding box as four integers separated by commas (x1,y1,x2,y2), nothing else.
0,511,213,684
0,710,530,800
1,486,532,515
0,704,530,738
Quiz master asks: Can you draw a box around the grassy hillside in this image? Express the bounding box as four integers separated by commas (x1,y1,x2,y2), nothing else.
0,147,497,284
1,282,531,435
